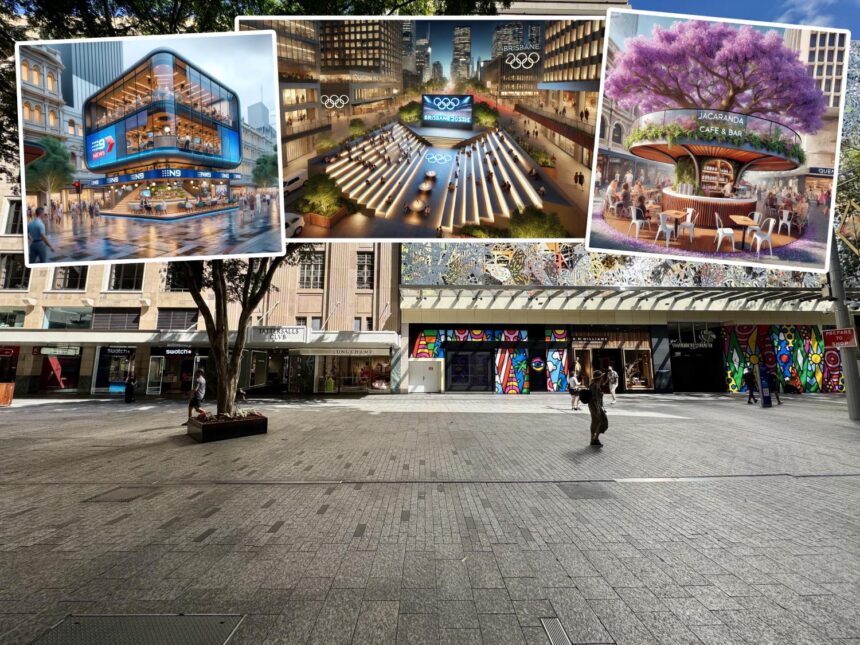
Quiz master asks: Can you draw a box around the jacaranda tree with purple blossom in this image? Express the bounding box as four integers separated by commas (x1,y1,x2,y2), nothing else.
605,20,826,134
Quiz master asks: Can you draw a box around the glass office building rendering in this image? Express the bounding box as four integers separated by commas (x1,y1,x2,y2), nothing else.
83,49,242,217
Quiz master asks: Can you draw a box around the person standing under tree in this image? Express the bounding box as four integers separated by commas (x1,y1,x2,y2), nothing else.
586,370,608,446
183,369,207,425
606,365,619,404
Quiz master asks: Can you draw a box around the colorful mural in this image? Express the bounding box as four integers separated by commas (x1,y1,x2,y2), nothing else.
448,329,492,342
412,330,444,358
496,329,528,342
545,328,568,342
495,348,529,394
401,243,824,289
546,349,570,392
723,325,844,393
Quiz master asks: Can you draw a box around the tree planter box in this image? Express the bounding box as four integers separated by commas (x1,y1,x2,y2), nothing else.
187,415,268,443
305,206,348,229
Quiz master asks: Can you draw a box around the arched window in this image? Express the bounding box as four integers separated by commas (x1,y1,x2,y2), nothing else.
47,72,55,91
68,118,76,135
599,119,607,140
31,65,40,85
23,102,31,121
33,104,42,123
21,61,29,82
70,152,78,168
48,110,57,127
611,123,624,144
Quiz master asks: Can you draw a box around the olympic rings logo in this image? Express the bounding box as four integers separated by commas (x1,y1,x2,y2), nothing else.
432,97,461,110
424,153,453,164
321,94,349,109
505,52,540,69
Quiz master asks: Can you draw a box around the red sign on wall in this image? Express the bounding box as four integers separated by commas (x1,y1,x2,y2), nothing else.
0,346,19,357
823,328,857,348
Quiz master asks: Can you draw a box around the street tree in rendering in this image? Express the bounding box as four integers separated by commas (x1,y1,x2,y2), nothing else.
25,137,74,205
252,153,279,188
181,248,313,417
605,21,827,133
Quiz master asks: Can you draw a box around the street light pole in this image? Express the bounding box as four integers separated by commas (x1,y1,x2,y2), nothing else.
829,233,860,420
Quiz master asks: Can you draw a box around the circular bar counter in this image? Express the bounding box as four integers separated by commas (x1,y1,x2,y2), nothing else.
661,189,757,229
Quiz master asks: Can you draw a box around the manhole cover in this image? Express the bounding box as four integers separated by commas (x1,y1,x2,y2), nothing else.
32,614,243,645
83,487,158,503
556,483,613,499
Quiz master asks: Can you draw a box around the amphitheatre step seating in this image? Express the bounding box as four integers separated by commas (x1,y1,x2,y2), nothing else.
325,124,546,230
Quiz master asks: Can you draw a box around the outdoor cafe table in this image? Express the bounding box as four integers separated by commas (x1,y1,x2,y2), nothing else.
729,214,758,251
410,199,426,212
660,210,687,237
425,170,437,181
418,181,434,193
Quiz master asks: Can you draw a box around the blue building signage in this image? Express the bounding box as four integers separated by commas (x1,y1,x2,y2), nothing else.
422,94,474,128
89,169,241,187
85,125,117,168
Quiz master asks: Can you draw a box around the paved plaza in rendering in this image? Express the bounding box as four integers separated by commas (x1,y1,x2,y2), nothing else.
1,393,858,644
34,201,283,263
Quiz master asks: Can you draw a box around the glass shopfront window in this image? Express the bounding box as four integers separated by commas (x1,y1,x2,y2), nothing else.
622,349,653,390
317,354,391,393
93,346,136,394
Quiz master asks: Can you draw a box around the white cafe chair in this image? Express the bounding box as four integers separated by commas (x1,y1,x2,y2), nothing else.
677,208,699,243
752,218,776,258
777,209,793,236
714,213,736,252
626,207,651,238
746,211,763,240
654,212,675,247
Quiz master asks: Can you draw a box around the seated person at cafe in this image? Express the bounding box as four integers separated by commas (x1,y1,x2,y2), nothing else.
634,194,648,220
722,180,734,197
620,182,632,218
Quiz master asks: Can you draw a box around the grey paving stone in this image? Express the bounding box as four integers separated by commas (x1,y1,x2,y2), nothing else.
290,577,333,601
512,600,555,627
266,601,324,645
353,600,399,644
396,613,439,645
573,576,619,599
465,552,505,589
440,628,483,645
308,589,363,644
474,588,515,614
615,587,669,613
438,600,480,629
399,588,437,614
587,598,659,645
334,551,376,589
636,611,705,645
521,626,550,645
437,560,472,601
365,577,402,601
403,551,436,590
545,587,613,644
504,578,547,601
664,597,724,626
478,613,527,645
689,623,752,645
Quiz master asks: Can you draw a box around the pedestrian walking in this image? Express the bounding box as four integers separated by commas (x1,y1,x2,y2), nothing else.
124,374,137,403
568,364,582,411
183,369,207,425
585,370,608,446
766,370,782,405
27,206,54,263
606,365,619,404
743,366,758,404
584,108,590,121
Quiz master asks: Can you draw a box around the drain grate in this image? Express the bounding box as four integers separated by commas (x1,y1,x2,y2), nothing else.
556,483,613,500
32,614,243,645
83,487,159,503
541,617,572,645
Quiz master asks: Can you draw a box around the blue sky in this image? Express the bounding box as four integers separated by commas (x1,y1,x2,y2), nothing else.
631,0,859,33
612,13,785,51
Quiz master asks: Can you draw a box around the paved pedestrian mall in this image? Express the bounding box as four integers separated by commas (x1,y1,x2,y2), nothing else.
1,394,858,644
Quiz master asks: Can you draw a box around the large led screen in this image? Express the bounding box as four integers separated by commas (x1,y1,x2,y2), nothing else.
85,125,118,169
422,94,473,129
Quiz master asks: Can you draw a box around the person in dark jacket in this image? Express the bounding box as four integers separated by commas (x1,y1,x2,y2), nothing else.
124,374,136,403
588,370,608,446
743,367,758,404
766,370,782,405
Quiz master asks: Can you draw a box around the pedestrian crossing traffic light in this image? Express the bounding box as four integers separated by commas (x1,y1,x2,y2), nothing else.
73,180,81,194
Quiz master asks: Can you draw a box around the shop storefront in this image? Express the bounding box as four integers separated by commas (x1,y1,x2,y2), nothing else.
35,345,83,392
92,345,136,394
303,348,392,393
0,346,20,383
145,346,209,396
570,328,654,393
668,323,725,392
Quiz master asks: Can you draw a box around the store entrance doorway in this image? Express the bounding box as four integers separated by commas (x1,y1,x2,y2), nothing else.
590,348,624,392
446,350,493,392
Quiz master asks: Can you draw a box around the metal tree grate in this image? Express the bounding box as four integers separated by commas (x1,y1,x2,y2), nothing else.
32,614,244,645
541,617,572,645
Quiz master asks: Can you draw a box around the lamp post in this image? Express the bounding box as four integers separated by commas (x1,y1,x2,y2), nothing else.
829,233,860,420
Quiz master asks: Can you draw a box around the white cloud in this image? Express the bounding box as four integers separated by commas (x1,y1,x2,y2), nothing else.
774,0,854,27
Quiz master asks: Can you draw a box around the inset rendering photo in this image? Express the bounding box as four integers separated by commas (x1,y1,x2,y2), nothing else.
237,17,602,239
588,9,849,272
17,31,285,266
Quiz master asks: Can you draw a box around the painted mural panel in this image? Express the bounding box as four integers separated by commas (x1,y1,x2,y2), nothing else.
495,348,529,394
723,325,844,393
401,243,824,289
412,330,444,358
545,328,568,342
496,329,528,342
447,329,492,342
546,348,569,392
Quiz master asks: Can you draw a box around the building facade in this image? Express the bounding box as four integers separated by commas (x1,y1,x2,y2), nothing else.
0,238,400,397
415,31,431,84
498,0,628,15
235,120,278,193
514,19,602,171
238,19,330,172
451,26,472,84
398,243,854,396
491,22,524,60
319,20,403,118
